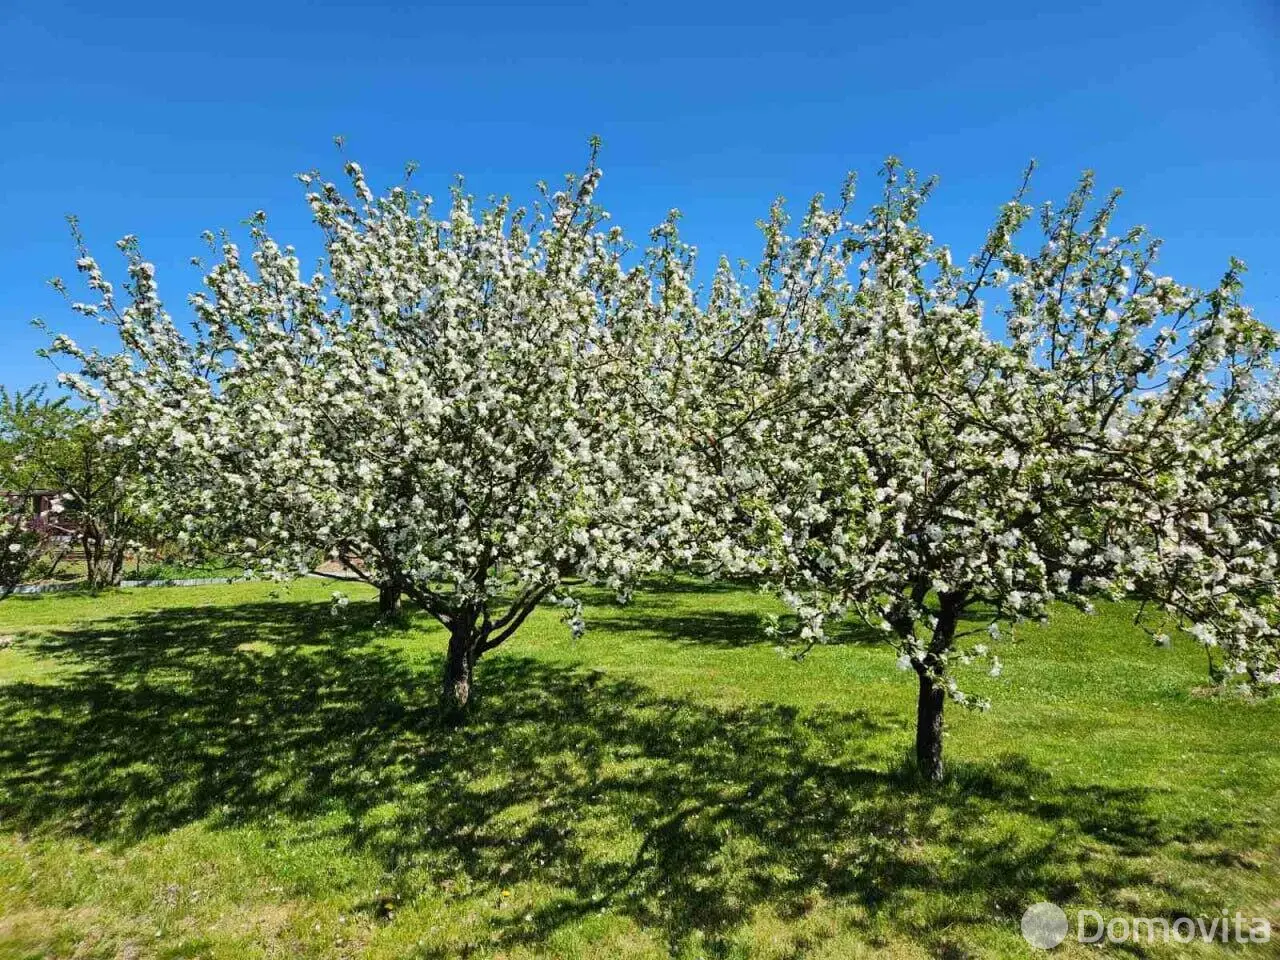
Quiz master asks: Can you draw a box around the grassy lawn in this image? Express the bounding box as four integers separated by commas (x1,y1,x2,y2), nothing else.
0,579,1277,958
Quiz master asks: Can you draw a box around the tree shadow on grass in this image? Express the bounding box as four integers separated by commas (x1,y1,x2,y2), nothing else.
589,602,886,649
635,576,759,597
588,611,886,649
576,575,887,649
0,597,1243,956
588,610,780,648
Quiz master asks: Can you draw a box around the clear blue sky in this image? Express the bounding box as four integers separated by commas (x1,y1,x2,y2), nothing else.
2,0,1277,392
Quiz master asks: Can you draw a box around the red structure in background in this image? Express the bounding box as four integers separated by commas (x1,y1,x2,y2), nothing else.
2,490,79,539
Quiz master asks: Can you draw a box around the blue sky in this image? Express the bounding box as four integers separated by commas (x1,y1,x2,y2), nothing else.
2,0,1277,392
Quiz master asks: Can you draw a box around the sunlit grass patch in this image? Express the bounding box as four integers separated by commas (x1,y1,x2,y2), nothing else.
0,578,1277,958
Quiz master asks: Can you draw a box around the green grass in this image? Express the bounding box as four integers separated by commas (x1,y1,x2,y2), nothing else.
123,562,245,582
20,555,243,586
0,578,1277,958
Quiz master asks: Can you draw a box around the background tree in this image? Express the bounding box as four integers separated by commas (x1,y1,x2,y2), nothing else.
0,498,46,601
0,389,64,598
0,386,139,589
51,149,701,710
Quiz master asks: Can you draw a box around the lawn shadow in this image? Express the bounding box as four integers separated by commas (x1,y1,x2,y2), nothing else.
590,580,885,649
587,610,886,649
636,576,759,597
588,609,778,648
0,597,1240,955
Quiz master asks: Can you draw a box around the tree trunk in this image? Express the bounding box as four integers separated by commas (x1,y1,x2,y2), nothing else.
910,592,964,782
82,526,107,589
442,616,480,712
914,669,946,782
84,547,121,588
105,542,125,587
378,582,402,616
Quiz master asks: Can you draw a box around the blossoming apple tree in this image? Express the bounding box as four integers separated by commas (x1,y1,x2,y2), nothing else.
992,176,1280,694
51,147,703,708
690,160,1279,780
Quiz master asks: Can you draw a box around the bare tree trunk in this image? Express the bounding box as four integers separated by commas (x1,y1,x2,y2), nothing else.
914,669,945,782
442,613,480,712
911,591,963,783
105,539,125,587
84,536,121,588
83,535,122,589
378,582,402,616
82,524,105,589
